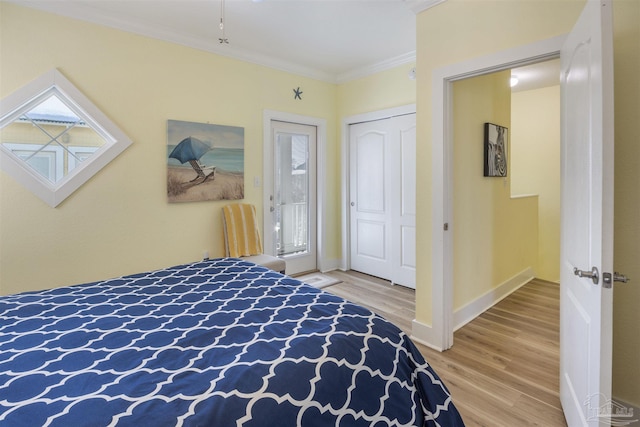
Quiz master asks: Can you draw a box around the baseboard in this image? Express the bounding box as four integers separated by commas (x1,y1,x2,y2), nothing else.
411,319,445,352
453,267,535,331
319,257,340,273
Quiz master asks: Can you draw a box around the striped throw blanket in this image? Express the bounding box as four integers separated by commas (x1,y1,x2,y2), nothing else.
222,203,263,257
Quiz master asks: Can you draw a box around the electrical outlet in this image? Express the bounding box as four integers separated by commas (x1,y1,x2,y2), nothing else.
203,251,209,260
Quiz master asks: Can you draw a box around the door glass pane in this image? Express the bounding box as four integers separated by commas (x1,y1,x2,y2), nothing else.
275,132,309,257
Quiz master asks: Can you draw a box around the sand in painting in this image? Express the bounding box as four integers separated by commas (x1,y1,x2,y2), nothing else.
167,166,244,203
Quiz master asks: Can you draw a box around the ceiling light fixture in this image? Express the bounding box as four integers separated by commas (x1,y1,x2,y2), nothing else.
219,0,229,44
510,76,519,87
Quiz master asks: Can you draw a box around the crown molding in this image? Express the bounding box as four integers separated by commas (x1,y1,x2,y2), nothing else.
8,0,413,84
335,51,416,84
403,0,447,14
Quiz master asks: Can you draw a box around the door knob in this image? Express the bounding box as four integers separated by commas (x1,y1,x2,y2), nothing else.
574,266,599,285
613,272,629,283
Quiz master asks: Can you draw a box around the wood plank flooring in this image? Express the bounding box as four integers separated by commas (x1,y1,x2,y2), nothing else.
320,270,566,427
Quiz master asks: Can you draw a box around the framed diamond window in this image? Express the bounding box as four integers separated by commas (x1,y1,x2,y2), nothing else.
0,69,132,207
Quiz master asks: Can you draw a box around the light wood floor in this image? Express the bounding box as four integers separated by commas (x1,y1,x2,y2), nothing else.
321,270,567,427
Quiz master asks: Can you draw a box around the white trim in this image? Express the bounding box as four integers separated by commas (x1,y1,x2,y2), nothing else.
453,267,535,331
8,0,412,84
340,104,416,272
3,143,65,183
430,35,565,350
319,258,340,274
262,110,327,272
0,69,132,207
335,52,416,84
410,319,444,352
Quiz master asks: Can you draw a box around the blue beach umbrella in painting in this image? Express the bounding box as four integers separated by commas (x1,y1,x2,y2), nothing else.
169,136,212,182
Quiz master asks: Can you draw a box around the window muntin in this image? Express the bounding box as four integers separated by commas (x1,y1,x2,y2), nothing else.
0,69,132,207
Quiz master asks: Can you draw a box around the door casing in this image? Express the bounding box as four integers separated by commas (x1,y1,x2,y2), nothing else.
413,35,567,351
263,110,327,272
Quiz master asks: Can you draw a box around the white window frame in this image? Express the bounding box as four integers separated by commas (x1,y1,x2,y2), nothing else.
4,142,65,183
0,69,132,207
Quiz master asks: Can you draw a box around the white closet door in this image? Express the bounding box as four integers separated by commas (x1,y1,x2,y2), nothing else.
391,114,416,288
349,118,393,280
349,114,416,288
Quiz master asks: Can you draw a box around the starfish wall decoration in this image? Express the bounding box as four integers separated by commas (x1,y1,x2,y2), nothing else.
293,87,303,100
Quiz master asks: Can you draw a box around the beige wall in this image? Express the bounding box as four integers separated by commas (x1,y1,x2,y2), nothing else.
452,70,539,310
0,3,342,295
611,0,640,408
511,85,561,282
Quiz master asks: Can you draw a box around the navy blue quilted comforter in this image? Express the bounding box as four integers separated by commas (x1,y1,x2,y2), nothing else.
0,258,464,426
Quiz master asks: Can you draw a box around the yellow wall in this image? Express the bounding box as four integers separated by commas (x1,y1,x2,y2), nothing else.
337,64,416,118
415,0,584,324
417,0,638,407
0,3,417,296
511,86,561,282
0,3,341,295
2,0,637,407
452,70,538,310
611,0,640,408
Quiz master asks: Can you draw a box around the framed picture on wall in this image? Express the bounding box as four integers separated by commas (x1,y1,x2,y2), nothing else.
484,122,508,177
167,119,245,203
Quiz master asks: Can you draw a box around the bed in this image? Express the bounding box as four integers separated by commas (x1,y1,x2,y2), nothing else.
0,258,464,426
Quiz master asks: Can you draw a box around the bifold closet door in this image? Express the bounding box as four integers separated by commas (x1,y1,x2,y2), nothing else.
349,114,416,288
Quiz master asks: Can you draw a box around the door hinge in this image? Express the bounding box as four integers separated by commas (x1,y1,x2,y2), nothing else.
444,223,449,231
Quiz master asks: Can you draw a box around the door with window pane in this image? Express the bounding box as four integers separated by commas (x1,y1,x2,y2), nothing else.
269,121,317,275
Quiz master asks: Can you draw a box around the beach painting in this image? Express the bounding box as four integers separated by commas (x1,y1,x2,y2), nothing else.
167,119,244,203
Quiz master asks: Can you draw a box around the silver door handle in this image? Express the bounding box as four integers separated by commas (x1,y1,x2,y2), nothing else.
574,266,599,285
613,272,629,283
602,271,630,288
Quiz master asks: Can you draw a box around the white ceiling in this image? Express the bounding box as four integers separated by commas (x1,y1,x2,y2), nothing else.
8,0,431,83
511,59,561,92
8,0,559,87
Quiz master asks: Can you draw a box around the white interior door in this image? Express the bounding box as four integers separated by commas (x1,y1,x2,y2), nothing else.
268,121,317,275
392,114,417,288
349,119,393,280
349,114,416,288
559,1,614,425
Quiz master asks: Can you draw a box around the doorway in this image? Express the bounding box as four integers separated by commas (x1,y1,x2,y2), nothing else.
422,36,566,351
263,111,327,276
271,121,317,274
